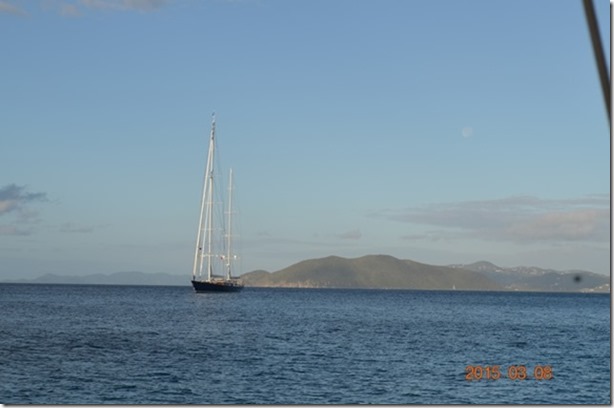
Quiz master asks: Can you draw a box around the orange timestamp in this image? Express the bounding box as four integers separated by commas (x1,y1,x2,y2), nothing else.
465,365,553,381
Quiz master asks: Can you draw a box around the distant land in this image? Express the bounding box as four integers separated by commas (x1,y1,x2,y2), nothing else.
448,260,610,293
5,271,186,287
3,255,609,293
241,255,610,293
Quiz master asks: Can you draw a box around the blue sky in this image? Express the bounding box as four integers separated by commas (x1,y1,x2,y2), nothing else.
1,0,610,280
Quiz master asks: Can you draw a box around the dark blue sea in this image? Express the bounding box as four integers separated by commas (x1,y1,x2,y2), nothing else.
0,283,610,404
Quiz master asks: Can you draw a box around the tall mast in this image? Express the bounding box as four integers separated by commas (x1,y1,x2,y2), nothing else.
205,115,216,281
192,113,216,281
226,168,233,279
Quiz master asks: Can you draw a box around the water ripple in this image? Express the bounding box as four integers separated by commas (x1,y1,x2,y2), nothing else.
0,284,609,404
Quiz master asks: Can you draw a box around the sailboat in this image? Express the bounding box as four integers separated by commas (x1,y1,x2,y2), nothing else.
191,114,244,292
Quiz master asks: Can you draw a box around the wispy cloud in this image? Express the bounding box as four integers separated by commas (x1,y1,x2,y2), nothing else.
8,0,171,17
0,184,47,216
78,0,169,12
401,229,464,242
0,225,31,236
60,222,96,233
373,194,610,244
336,229,362,240
0,184,48,236
0,0,27,15
6,0,255,17
58,2,81,16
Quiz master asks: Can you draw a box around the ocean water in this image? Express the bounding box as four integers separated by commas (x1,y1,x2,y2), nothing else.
0,283,610,404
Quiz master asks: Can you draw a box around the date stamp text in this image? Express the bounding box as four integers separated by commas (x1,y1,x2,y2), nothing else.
465,365,553,381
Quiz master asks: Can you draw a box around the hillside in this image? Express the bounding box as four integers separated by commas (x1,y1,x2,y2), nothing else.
451,261,610,292
241,254,502,290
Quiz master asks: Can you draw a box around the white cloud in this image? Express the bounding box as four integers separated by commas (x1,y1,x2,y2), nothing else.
505,209,609,241
373,194,610,244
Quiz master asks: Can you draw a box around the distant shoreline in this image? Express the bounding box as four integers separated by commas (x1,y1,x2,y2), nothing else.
1,254,609,293
1,281,609,295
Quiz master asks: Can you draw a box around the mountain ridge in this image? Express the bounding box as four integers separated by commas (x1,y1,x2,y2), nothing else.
241,255,609,292
5,271,186,286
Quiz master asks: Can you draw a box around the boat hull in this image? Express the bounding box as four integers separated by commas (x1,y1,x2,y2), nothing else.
191,279,244,293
